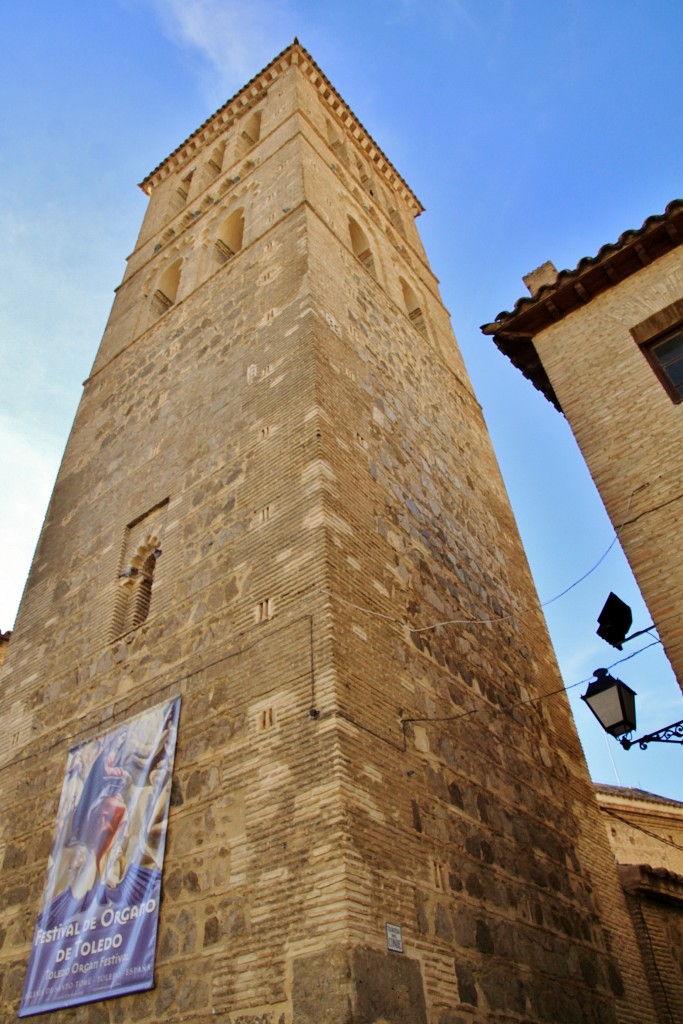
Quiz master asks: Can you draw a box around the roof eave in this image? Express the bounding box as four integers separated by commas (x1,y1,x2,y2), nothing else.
481,199,683,413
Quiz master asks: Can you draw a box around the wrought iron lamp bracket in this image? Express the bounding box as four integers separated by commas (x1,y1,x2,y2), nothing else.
620,719,683,750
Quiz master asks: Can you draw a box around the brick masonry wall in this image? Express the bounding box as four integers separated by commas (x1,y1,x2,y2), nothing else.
623,892,683,1024
596,789,683,1019
0,45,659,1023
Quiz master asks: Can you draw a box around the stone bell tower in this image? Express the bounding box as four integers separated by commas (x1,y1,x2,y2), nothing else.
0,41,656,1023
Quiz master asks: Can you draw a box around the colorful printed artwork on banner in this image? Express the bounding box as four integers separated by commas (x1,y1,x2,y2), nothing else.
19,697,181,1016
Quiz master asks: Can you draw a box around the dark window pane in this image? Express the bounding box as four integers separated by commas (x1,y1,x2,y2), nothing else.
652,330,683,363
664,356,683,386
647,329,683,400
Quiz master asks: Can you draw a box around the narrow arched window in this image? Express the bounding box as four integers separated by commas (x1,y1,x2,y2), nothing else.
110,500,168,641
348,217,376,278
215,209,244,265
112,535,162,637
236,111,262,157
400,278,428,338
153,259,182,316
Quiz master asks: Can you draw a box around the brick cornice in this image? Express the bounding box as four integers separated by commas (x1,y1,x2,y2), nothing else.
139,40,423,217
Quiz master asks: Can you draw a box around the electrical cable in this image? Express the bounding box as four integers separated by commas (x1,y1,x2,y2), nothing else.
602,808,683,856
412,486,646,631
540,536,618,607
402,642,662,730
0,611,318,777
0,473,669,783
325,485,637,635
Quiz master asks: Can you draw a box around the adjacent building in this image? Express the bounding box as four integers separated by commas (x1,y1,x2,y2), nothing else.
596,785,683,1023
482,200,683,690
483,200,683,1022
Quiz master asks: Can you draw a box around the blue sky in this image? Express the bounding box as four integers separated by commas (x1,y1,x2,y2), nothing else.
2,1,682,798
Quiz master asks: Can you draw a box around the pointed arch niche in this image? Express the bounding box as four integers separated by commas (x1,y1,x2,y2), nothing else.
153,258,182,318
348,217,376,278
236,110,262,159
206,140,227,182
356,157,376,198
168,169,195,218
214,208,245,267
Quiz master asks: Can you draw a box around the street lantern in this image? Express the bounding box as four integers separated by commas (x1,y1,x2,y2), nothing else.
581,668,637,738
581,668,683,750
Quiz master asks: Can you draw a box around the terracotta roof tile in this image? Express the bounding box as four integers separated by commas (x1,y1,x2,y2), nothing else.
481,199,683,409
488,199,683,325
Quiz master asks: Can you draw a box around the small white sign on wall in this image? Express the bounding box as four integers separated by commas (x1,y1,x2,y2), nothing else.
385,923,404,953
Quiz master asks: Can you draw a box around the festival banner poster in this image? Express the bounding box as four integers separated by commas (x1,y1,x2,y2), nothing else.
19,697,181,1017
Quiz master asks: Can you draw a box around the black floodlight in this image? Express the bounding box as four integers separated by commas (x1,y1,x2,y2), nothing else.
581,668,637,739
596,592,633,650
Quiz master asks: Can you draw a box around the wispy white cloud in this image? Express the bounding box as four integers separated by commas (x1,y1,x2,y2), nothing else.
137,0,294,102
